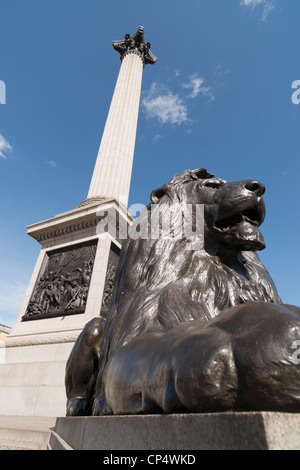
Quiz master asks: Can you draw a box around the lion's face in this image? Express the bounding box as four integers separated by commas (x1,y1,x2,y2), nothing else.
198,177,266,252
151,169,266,253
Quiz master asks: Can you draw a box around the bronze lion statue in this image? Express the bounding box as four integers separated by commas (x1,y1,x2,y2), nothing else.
66,168,300,416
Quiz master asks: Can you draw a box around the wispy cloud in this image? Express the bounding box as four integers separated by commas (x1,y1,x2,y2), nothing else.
0,134,12,159
215,62,230,77
142,74,214,127
142,82,189,126
182,74,215,101
241,0,275,21
46,160,57,167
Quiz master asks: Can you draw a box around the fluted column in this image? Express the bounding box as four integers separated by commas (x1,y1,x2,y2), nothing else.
87,51,143,206
87,26,157,207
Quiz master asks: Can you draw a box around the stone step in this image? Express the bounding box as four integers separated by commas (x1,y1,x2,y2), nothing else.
0,415,56,450
47,429,73,450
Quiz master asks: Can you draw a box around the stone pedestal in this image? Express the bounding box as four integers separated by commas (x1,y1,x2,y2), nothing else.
0,199,132,417
48,412,300,450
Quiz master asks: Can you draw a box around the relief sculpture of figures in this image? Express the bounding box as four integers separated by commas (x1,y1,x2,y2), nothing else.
22,241,97,321
101,263,116,316
65,168,300,416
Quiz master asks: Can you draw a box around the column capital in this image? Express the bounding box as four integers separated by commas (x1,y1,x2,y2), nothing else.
113,26,157,66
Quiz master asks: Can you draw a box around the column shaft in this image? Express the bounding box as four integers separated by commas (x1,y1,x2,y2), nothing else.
87,51,144,206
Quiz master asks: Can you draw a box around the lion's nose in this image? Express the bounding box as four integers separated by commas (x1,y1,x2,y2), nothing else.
244,180,265,197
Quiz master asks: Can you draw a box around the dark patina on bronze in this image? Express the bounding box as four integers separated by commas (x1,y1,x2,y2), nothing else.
65,169,300,416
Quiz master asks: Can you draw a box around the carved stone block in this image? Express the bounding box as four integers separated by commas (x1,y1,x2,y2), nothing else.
100,243,120,318
22,240,98,321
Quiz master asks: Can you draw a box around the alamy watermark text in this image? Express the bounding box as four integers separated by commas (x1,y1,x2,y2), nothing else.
291,80,300,105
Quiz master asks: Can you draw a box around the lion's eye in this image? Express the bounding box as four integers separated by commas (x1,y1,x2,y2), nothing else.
202,180,222,189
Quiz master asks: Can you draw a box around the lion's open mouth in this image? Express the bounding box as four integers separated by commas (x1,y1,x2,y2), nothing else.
214,207,262,232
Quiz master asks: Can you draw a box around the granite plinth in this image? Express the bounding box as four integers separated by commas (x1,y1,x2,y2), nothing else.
48,412,300,450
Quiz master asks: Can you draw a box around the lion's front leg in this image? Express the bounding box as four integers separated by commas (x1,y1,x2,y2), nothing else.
212,301,300,411
94,322,238,415
94,302,300,415
65,317,104,416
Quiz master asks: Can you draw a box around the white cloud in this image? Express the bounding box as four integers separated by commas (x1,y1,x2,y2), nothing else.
0,134,12,159
142,82,189,126
47,160,57,167
241,0,275,21
182,74,215,101
142,74,214,127
243,0,264,5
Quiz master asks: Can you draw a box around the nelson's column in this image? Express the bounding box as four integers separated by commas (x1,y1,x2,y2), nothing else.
0,26,157,418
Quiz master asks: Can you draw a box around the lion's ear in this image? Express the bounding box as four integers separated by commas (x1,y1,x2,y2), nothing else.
150,186,167,203
193,168,214,180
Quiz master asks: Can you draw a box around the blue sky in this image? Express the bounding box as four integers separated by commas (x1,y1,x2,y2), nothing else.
0,0,299,327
